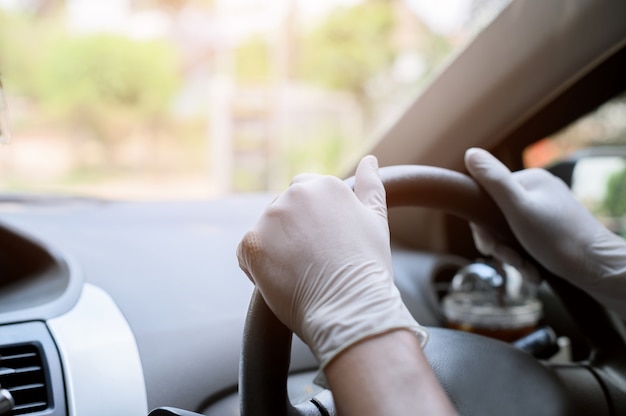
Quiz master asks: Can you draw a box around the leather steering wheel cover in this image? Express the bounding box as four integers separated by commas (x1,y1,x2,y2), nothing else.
347,165,520,250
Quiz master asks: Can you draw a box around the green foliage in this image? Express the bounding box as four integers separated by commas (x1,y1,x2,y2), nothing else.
604,166,626,217
299,0,395,101
0,7,180,154
0,11,55,96
38,34,179,120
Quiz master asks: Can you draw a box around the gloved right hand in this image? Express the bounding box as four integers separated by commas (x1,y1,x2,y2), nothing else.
236,156,427,382
465,148,626,318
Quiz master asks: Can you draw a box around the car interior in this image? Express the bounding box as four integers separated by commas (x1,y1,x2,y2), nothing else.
0,0,625,415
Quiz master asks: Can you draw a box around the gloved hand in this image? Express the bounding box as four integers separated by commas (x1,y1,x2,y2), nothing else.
237,155,428,375
465,147,626,318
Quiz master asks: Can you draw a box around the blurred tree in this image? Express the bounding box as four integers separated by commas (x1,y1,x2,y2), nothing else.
0,11,52,97
297,0,453,125
36,33,180,163
298,0,395,111
0,8,181,167
530,93,626,168
604,166,626,217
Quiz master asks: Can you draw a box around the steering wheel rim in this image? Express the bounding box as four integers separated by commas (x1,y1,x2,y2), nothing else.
239,165,626,416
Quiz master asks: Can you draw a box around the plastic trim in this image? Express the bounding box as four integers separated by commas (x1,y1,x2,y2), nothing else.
47,284,148,416
0,322,67,416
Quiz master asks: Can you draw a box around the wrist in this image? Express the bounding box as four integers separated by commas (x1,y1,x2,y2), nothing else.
305,287,428,370
323,329,456,415
583,228,626,282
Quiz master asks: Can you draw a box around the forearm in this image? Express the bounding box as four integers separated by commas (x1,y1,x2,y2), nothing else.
324,329,457,416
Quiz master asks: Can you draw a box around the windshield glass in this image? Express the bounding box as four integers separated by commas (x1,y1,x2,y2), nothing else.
0,0,511,200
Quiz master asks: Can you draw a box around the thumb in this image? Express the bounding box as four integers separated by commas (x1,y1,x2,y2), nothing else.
354,155,387,220
465,148,525,210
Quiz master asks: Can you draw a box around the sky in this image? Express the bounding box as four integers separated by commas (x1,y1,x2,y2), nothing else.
0,0,474,37
407,0,471,34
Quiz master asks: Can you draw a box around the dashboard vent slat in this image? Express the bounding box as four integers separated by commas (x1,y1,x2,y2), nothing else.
0,344,50,415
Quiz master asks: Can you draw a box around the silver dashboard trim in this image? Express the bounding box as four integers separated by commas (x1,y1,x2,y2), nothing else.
47,283,148,416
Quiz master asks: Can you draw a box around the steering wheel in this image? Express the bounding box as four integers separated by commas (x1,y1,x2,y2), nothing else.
239,165,626,416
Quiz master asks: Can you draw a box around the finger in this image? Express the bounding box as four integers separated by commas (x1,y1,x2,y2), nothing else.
464,148,526,210
516,259,541,285
471,223,539,284
491,243,526,271
471,224,527,272
513,167,568,193
270,173,318,207
291,173,321,185
469,223,497,256
354,155,387,220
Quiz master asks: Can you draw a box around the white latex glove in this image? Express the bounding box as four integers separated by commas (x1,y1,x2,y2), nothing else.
465,147,626,319
237,155,428,375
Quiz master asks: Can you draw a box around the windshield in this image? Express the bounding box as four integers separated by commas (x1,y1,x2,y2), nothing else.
0,0,511,200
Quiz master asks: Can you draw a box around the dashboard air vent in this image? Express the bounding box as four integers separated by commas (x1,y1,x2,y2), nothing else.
0,344,49,415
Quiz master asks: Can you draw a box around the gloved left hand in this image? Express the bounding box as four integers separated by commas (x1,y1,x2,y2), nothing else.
236,156,428,374
465,148,626,319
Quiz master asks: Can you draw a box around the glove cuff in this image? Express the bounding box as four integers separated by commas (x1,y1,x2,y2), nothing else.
306,289,428,388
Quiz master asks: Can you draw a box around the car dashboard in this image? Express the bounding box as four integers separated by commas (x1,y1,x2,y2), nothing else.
0,195,480,415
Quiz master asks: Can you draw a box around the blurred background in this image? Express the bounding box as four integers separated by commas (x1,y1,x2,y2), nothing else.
0,0,623,201
0,0,511,199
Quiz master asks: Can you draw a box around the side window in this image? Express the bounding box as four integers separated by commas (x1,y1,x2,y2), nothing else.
523,94,626,235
